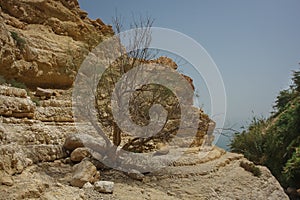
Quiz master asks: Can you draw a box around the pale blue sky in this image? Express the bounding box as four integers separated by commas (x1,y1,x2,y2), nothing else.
78,0,300,136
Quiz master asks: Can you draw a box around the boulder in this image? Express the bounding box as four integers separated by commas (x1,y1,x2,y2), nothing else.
0,171,14,186
70,159,99,188
63,134,85,151
153,144,169,156
83,182,94,189
151,56,178,70
286,187,300,198
70,147,91,162
94,181,114,194
63,134,107,154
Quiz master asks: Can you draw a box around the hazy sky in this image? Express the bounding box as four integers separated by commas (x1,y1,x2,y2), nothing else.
78,0,300,130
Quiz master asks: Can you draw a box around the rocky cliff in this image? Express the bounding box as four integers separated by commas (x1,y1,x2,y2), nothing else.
0,86,289,199
0,0,113,88
0,0,289,199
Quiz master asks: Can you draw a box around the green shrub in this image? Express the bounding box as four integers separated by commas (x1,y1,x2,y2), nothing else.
0,75,6,84
230,117,267,165
231,68,300,188
0,77,28,91
10,31,26,49
292,70,300,93
240,161,262,177
9,79,27,90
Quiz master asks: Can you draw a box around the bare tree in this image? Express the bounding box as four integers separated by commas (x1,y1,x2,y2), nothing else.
95,14,184,152
112,13,156,63
93,12,205,155
113,14,156,149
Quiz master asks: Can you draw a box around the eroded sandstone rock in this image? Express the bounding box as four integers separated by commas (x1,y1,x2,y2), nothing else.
63,133,107,153
0,171,14,186
0,144,30,175
35,106,74,122
35,87,57,99
0,0,113,88
70,147,91,162
24,144,67,163
70,159,99,188
83,182,94,189
0,95,35,118
0,85,27,98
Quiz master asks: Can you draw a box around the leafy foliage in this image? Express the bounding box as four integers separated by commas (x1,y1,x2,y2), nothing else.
292,70,300,93
231,68,300,188
0,76,28,90
240,161,262,177
230,117,267,164
274,89,293,112
9,79,27,90
284,147,300,185
0,75,6,84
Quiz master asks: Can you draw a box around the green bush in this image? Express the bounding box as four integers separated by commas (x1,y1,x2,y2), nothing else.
292,70,300,93
240,161,262,177
0,77,29,91
284,147,300,185
9,79,27,90
230,68,300,188
274,89,294,112
230,117,267,165
10,31,26,49
0,75,6,84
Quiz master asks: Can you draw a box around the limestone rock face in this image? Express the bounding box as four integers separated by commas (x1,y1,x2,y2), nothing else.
0,144,32,175
0,85,27,98
0,171,14,186
35,106,74,122
0,86,35,118
0,95,35,118
0,163,87,200
0,86,74,176
0,0,113,88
